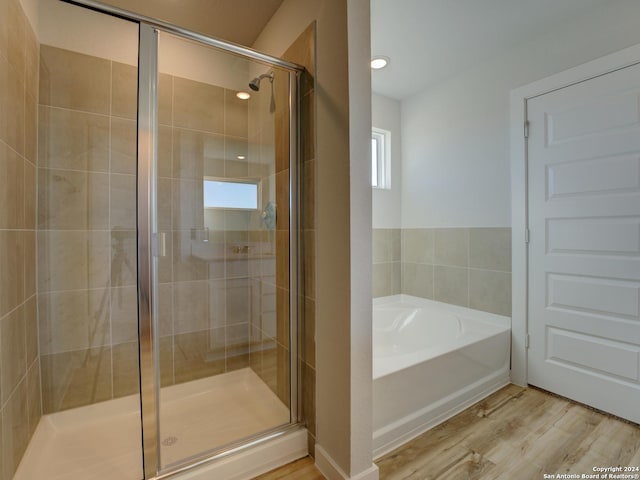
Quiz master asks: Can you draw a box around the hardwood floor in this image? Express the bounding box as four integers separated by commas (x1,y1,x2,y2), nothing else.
259,385,640,479
255,457,325,479
377,384,640,479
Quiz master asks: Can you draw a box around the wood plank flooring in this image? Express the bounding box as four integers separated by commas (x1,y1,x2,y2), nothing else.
259,385,640,479
255,457,325,479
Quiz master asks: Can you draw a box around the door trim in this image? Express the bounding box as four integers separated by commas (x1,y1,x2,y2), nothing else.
509,42,640,386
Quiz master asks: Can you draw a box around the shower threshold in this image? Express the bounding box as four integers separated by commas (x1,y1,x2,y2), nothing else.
14,368,290,480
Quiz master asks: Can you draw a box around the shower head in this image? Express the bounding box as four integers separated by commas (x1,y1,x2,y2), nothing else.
248,78,260,91
249,71,274,91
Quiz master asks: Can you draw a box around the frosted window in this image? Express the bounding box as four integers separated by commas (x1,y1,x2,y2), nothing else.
203,179,259,210
372,127,391,189
372,137,379,187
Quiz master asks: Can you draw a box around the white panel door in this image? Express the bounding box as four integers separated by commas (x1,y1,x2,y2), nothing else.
527,63,640,423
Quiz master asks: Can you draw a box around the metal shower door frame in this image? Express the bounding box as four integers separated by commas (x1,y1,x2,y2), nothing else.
61,1,304,478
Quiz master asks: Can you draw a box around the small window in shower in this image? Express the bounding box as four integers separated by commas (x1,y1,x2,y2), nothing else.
372,127,391,189
203,177,261,210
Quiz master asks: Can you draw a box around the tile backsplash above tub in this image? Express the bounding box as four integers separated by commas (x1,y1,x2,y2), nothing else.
373,227,511,316
372,229,401,298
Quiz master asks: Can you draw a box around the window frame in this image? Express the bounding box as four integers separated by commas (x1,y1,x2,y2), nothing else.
372,127,391,189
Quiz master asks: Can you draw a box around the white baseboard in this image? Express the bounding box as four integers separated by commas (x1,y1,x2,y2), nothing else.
315,445,379,480
176,428,308,480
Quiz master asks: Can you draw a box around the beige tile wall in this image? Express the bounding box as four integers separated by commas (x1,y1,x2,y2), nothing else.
373,228,512,316
37,44,136,413
372,229,401,298
0,0,40,477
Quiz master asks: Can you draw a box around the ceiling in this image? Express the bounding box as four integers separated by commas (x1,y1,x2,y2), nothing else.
371,0,604,100
103,0,284,46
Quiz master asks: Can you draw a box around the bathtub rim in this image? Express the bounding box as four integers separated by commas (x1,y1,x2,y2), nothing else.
373,295,511,380
374,294,511,330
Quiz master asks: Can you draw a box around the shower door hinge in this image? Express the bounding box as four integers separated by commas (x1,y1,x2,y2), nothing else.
525,228,530,244
524,120,530,139
525,334,530,349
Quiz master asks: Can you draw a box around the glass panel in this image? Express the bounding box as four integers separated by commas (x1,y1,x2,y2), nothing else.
156,31,292,470
10,2,143,479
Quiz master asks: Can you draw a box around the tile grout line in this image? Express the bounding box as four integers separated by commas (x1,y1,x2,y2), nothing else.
38,103,113,119
397,261,510,275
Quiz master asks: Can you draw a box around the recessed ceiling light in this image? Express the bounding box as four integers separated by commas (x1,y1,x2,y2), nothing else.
236,91,251,100
371,56,389,70
237,155,246,160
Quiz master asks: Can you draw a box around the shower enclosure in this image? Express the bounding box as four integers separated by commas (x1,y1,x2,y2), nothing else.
9,1,303,478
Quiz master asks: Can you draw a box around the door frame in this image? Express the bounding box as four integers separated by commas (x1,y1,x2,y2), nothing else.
509,43,640,386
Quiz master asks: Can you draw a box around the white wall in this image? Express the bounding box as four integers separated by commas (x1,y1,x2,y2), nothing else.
372,93,401,229
401,0,640,228
346,0,376,477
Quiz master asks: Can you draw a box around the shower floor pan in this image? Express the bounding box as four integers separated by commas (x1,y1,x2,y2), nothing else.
14,368,290,480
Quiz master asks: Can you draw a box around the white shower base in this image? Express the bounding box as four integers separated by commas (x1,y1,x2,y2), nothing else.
15,368,296,480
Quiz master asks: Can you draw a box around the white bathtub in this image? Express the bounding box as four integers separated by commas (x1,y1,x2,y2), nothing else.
373,295,511,458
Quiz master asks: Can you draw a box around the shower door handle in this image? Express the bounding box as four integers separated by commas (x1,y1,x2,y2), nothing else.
153,232,167,257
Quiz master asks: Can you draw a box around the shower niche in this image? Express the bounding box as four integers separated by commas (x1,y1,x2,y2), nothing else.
4,1,303,479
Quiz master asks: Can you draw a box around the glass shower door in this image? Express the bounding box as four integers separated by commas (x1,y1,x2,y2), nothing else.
151,31,296,471
14,2,145,479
